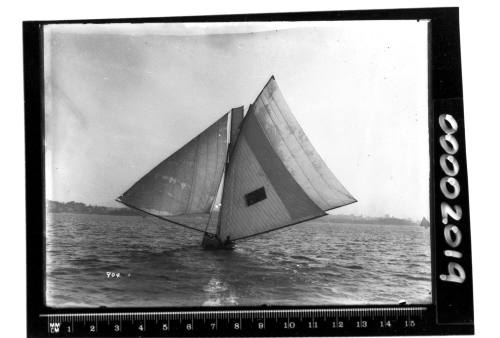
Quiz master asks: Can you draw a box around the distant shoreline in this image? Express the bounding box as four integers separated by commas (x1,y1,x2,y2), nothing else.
47,200,141,216
47,200,420,226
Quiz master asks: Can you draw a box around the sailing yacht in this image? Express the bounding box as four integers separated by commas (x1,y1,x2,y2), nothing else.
117,76,356,249
420,217,430,229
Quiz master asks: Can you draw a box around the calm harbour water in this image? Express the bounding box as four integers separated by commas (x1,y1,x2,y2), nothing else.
46,213,431,308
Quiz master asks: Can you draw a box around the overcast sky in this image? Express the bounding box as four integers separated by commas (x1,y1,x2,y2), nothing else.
44,20,429,220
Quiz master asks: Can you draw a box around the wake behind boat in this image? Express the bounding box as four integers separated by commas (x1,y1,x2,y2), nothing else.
117,76,356,249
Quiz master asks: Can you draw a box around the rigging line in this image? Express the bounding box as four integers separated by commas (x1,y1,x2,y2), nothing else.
231,199,358,241
205,164,225,233
204,166,218,232
210,111,232,235
116,199,211,234
204,123,227,233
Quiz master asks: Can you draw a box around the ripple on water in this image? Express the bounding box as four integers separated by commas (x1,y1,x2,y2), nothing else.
46,213,432,307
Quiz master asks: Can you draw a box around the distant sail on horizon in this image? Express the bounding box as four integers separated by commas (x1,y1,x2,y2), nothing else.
420,217,430,229
118,76,356,248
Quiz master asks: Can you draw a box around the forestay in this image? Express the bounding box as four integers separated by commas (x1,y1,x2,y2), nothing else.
118,114,228,231
218,77,356,240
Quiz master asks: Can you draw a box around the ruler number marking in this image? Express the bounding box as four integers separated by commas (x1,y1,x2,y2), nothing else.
42,307,426,335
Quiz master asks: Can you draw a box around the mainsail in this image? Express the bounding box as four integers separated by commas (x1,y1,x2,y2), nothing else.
217,77,356,240
118,113,229,231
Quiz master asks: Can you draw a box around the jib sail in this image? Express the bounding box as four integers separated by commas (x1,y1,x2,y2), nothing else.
218,77,356,240
117,113,229,232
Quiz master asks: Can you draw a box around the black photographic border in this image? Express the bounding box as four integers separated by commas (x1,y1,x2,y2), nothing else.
24,7,473,336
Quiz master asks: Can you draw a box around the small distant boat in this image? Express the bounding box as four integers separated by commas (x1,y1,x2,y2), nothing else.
420,217,430,229
117,76,356,249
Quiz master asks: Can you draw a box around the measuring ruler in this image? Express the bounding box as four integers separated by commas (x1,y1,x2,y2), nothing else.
40,306,431,336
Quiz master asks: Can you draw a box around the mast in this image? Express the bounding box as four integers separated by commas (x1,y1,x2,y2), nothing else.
215,106,244,238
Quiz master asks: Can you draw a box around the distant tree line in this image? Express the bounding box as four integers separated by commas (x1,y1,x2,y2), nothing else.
47,200,141,216
46,200,420,225
327,214,418,226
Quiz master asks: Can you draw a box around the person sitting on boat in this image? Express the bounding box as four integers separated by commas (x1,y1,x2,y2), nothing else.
224,236,232,246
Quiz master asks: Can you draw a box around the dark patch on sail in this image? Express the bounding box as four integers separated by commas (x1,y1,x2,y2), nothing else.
245,187,267,206
242,112,323,220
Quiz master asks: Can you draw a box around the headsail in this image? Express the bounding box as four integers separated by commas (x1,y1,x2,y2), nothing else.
118,113,229,231
218,77,356,240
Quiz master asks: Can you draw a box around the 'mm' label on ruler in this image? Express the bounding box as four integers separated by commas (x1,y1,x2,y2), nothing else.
41,307,428,336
